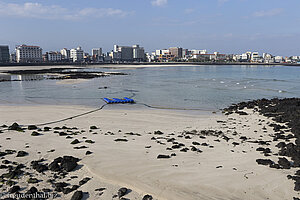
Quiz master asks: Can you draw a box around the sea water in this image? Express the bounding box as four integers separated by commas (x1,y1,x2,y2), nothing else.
0,65,299,111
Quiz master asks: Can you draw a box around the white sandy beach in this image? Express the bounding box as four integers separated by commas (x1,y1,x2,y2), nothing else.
0,105,298,200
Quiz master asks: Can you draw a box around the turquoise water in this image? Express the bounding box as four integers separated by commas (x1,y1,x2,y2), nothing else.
0,65,299,111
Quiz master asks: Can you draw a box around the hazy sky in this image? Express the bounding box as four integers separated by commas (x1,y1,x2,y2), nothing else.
0,0,299,56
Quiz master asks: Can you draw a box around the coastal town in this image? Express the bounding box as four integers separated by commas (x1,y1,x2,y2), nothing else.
0,44,300,65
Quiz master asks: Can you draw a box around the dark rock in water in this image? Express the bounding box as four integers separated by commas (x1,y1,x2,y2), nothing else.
142,194,153,200
278,157,291,169
8,123,23,131
90,126,98,129
71,139,80,144
31,131,40,136
79,177,91,186
9,185,20,193
71,191,83,200
256,159,273,166
114,139,128,142
28,125,38,130
85,151,93,155
157,154,170,159
118,187,128,198
154,130,164,135
16,151,28,157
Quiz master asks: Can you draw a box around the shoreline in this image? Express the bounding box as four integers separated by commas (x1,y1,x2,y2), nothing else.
0,100,299,200
0,62,300,69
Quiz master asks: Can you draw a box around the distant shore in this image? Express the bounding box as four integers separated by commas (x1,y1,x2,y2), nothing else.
1,61,300,68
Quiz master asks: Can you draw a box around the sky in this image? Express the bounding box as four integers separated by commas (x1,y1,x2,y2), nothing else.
0,0,299,56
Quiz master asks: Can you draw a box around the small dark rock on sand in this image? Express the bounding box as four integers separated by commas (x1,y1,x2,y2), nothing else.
118,187,128,198
71,190,84,200
71,139,80,145
143,194,153,200
28,125,38,130
114,139,128,142
16,151,28,157
157,154,170,159
8,123,23,131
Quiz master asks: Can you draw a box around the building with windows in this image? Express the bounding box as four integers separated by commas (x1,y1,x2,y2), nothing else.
0,45,9,63
132,45,145,62
113,44,145,62
61,48,70,60
45,51,62,62
15,45,42,63
92,48,102,57
169,47,183,59
70,46,84,62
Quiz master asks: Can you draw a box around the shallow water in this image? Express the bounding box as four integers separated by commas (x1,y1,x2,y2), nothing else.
0,65,299,111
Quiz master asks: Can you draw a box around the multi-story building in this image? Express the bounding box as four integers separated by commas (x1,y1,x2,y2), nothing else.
70,46,84,62
46,52,62,62
92,48,102,57
169,47,183,59
15,44,42,63
132,45,145,62
0,45,9,63
91,48,103,62
10,53,16,63
113,44,144,62
275,56,283,63
60,48,70,60
113,45,133,61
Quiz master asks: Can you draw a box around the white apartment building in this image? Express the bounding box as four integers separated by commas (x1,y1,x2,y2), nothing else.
70,46,84,62
47,52,62,62
16,44,42,63
61,48,70,60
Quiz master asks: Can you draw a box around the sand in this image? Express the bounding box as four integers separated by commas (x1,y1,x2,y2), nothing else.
0,105,298,200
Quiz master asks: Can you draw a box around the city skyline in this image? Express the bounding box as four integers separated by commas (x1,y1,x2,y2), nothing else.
0,0,300,56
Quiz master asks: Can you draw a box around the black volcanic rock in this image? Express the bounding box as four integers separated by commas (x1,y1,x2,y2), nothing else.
9,185,20,193
16,151,28,157
278,157,291,169
8,123,22,131
28,125,38,130
157,154,170,159
256,159,273,166
142,194,153,200
118,187,128,198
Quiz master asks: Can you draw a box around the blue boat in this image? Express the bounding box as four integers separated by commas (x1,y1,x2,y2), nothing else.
103,97,134,104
